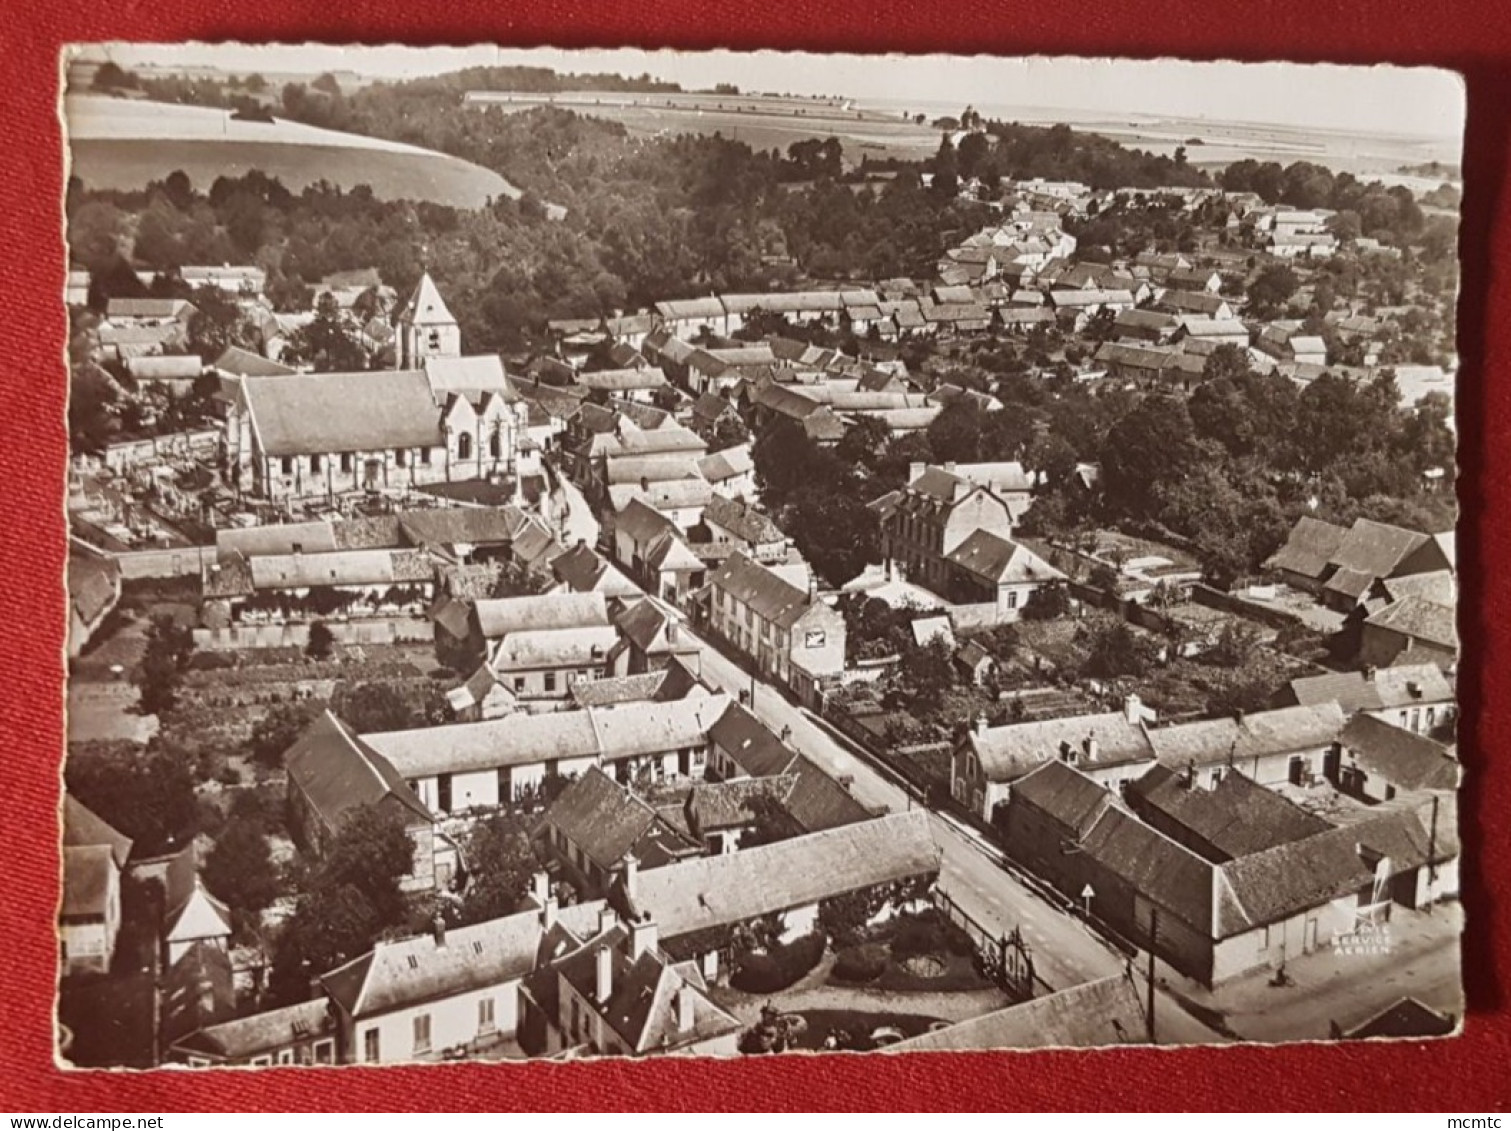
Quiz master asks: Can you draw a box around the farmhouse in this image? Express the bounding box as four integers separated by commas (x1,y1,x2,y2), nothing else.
61,795,133,977
1285,663,1454,736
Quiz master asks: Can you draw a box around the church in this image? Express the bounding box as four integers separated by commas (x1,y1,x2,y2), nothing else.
223,274,538,506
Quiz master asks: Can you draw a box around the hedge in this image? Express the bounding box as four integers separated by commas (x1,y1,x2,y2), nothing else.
730,932,826,994
832,943,888,984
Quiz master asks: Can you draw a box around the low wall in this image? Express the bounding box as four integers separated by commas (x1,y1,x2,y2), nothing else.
194,616,432,651
102,428,220,473
114,546,212,580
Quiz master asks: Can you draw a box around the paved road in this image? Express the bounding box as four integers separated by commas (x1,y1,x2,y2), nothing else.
684,625,1127,994
681,623,1229,1046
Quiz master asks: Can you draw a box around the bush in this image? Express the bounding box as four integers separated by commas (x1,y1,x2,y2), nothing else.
832,943,888,984
730,932,825,994
891,911,975,959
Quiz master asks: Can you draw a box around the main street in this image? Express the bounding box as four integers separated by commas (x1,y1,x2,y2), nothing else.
677,617,1227,1043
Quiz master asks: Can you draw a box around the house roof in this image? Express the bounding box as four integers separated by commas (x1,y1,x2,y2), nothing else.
321,902,602,1019
570,671,676,708
284,711,433,833
1337,714,1460,793
578,367,669,393
608,478,714,515
1365,597,1457,652
544,767,695,872
1267,516,1349,580
709,551,815,630
1288,663,1454,713
703,494,786,546
247,548,432,591
1218,826,1377,934
1330,519,1430,580
63,794,133,870
614,427,706,457
1127,765,1332,861
697,445,754,485
242,369,443,456
490,625,620,672
604,454,702,487
170,999,335,1062
67,544,122,633
1381,571,1456,606
1146,703,1348,771
1008,759,1118,840
887,974,1147,1052
622,810,940,938
945,530,1066,586
397,506,523,549
474,591,609,638
968,712,1155,784
708,701,799,778
365,711,601,778
1343,997,1457,1040
107,297,194,320
1079,807,1231,936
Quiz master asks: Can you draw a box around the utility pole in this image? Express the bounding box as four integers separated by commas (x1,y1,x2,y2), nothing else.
1146,906,1158,1045
1426,793,1440,915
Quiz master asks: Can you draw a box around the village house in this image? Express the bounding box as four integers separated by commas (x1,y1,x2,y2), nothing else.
1145,702,1348,790
104,296,198,327
697,493,792,564
1113,309,1180,344
284,711,452,893
170,1000,338,1067
365,694,734,816
1325,714,1459,803
1156,289,1235,320
953,699,1157,822
612,810,941,982
703,550,846,707
68,539,123,659
1285,663,1455,737
540,769,703,897
518,902,741,1058
321,894,606,1064
695,444,756,499
999,757,1456,986
159,942,238,1056
611,597,703,674
612,497,706,605
869,463,1019,595
1266,516,1452,610
1360,596,1458,671
60,795,133,977
941,529,1067,622
436,590,615,693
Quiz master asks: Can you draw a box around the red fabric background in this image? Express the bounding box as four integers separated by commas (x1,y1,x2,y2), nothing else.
4,0,1509,1112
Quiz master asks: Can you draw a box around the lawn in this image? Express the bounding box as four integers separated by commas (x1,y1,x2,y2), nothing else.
831,910,996,994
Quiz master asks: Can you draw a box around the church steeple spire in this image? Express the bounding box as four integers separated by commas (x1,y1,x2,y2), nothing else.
395,271,460,369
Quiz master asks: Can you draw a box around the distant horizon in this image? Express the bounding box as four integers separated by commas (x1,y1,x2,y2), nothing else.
68,44,1466,143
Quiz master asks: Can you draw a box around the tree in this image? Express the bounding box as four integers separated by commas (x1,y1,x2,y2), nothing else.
1098,395,1199,521
203,818,280,928
281,293,369,372
1246,264,1300,319
247,701,320,767
901,634,956,704
931,135,960,199
306,621,335,660
331,681,421,733
739,792,803,849
1083,620,1152,680
1020,582,1073,622
91,61,139,91
319,803,416,927
65,741,198,857
455,813,536,924
268,882,381,1006
311,73,342,95
1211,619,1264,668
186,285,257,362
135,616,194,717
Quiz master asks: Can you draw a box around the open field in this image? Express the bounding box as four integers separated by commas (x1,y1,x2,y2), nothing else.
66,95,520,208
471,90,1461,183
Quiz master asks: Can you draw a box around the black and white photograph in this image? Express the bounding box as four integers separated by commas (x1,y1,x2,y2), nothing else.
58,43,1464,1069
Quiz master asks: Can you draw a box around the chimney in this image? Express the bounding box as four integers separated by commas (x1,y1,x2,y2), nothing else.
1184,759,1197,790
1123,693,1143,725
531,871,551,904
1233,708,1246,726
432,912,447,948
1083,732,1099,762
974,713,989,737
909,461,925,483
598,906,618,936
675,980,696,1034
1060,740,1076,764
666,620,679,643
541,890,558,931
1363,665,1378,682
623,854,640,901
641,476,650,492
596,943,614,1002
577,537,587,549
944,462,957,473
629,913,657,960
